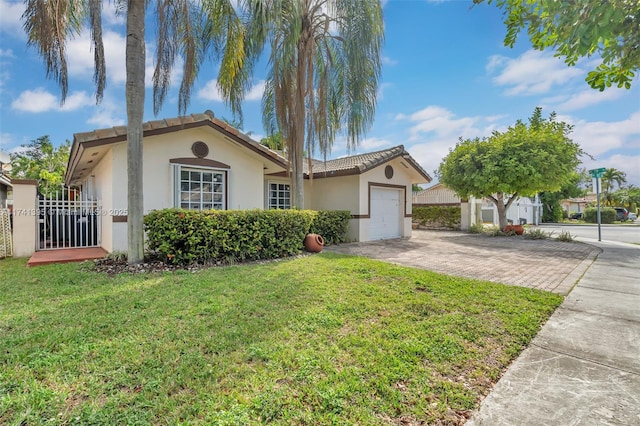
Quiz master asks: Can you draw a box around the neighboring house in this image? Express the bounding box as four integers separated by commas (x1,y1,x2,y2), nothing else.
413,183,542,228
560,194,596,215
65,111,431,252
413,183,462,206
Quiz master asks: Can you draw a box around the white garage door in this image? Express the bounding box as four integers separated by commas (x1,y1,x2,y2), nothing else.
370,187,403,240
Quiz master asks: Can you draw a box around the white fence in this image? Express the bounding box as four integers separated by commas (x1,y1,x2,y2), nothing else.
37,188,100,250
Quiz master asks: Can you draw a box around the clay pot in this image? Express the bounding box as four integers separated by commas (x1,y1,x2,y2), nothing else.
304,233,325,253
504,224,524,235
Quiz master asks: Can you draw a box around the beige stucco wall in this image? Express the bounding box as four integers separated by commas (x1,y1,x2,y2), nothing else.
11,181,37,257
92,127,272,252
89,150,114,252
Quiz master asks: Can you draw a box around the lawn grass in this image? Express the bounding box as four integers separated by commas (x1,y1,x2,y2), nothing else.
0,253,562,425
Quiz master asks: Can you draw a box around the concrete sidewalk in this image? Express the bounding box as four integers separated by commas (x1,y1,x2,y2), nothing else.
467,239,640,425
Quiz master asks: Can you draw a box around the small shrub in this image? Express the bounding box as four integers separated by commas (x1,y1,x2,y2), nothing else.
482,225,503,237
309,210,351,245
583,207,616,224
555,230,575,242
107,251,128,262
468,222,485,234
524,228,552,240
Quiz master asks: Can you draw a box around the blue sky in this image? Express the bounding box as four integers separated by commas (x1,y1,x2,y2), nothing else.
1,0,639,186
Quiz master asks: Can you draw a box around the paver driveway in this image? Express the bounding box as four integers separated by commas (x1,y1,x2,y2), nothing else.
325,229,600,295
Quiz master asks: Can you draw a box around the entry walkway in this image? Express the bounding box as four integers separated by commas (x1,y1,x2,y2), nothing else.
27,247,108,266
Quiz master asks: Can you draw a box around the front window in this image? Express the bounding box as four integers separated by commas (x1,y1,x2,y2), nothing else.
179,168,225,210
268,182,290,209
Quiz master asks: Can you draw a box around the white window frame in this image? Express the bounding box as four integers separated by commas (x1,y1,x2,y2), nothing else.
267,181,291,209
173,165,227,210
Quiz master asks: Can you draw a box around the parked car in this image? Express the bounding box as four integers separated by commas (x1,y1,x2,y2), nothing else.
570,212,583,220
614,207,629,221
628,212,637,221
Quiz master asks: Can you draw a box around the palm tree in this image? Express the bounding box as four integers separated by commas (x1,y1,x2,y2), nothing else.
23,0,253,263
247,0,384,208
601,168,627,205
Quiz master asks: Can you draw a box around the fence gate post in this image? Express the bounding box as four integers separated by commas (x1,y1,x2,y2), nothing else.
11,180,38,257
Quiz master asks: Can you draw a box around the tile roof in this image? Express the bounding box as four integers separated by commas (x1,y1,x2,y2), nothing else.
303,145,432,181
66,111,431,184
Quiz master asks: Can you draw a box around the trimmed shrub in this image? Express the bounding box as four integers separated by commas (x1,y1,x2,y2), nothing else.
309,210,351,245
144,209,314,265
413,206,461,229
583,207,615,224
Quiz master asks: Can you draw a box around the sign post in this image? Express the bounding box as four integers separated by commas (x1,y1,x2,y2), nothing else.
589,168,606,241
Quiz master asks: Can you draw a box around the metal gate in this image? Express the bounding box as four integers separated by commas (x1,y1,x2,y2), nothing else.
37,187,101,250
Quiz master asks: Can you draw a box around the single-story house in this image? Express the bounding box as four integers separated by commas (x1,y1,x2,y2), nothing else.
413,183,542,228
560,195,596,215
65,110,431,252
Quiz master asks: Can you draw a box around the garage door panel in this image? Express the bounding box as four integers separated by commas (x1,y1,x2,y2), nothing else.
370,187,402,240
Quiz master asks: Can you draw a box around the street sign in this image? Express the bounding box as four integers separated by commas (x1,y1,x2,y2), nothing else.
589,167,606,178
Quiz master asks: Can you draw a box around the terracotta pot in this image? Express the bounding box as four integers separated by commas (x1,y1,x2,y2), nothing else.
504,225,524,235
304,233,325,253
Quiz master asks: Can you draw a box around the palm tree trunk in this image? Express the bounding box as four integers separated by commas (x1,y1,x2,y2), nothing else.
126,0,145,264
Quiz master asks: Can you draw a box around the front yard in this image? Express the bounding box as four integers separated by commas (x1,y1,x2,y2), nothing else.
0,254,562,425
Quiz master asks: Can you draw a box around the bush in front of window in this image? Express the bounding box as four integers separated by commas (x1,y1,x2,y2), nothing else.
309,210,351,245
144,209,315,265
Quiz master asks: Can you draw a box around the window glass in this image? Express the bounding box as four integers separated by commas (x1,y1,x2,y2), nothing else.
178,167,225,210
268,183,290,209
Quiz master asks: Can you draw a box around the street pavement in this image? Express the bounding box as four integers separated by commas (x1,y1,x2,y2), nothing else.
325,230,640,425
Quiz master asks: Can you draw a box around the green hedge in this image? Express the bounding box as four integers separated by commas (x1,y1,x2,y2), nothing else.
413,206,461,229
144,209,351,265
144,209,314,265
309,210,351,245
583,207,616,224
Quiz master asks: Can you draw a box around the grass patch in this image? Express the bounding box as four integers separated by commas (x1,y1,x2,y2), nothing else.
0,254,562,424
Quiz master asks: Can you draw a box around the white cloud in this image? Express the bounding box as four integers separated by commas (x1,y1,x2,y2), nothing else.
11,88,93,113
0,0,25,38
542,87,625,112
87,100,125,128
382,56,398,66
0,49,14,58
197,79,265,103
101,2,126,26
395,106,511,182
557,112,640,158
197,79,224,102
396,105,486,141
377,82,392,101
360,137,392,151
487,50,583,96
245,80,265,101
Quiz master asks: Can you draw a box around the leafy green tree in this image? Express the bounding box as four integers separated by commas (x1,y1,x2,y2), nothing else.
23,0,253,263
10,136,70,196
260,132,285,152
437,108,585,230
612,185,640,212
477,0,640,90
252,0,384,208
412,184,423,193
